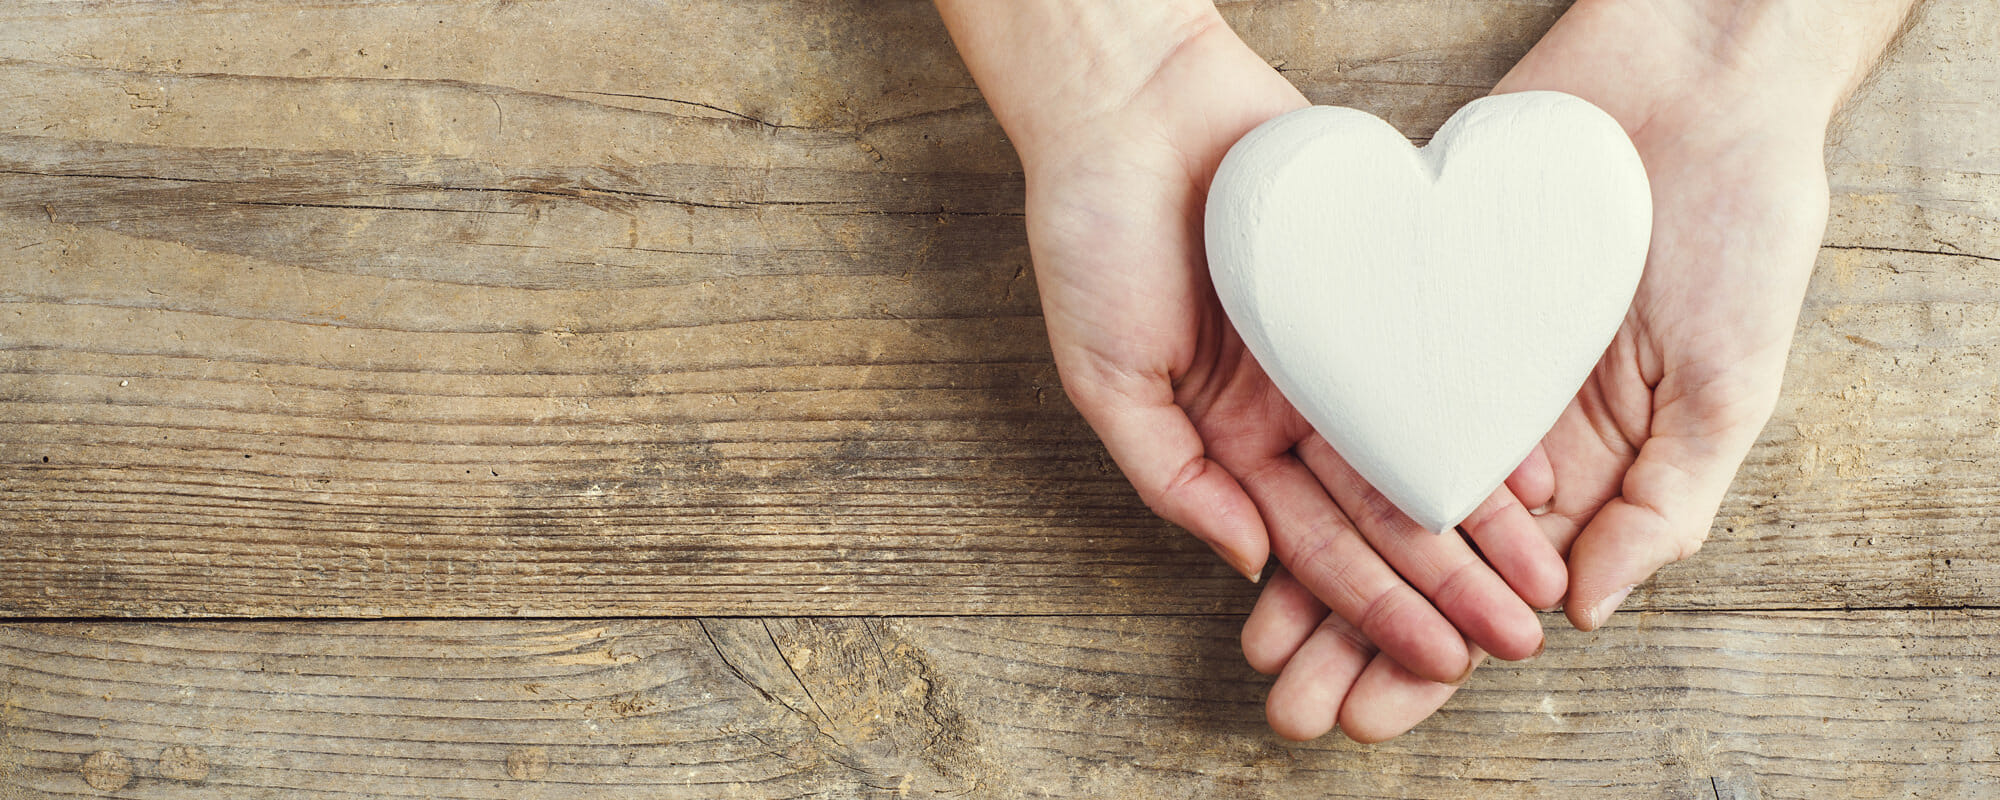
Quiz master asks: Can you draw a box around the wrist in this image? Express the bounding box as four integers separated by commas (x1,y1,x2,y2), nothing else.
936,0,1226,163
1631,0,1913,112
1501,0,1917,139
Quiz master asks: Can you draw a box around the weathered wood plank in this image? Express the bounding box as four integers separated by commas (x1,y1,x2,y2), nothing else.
2,0,1997,616
2,611,1996,798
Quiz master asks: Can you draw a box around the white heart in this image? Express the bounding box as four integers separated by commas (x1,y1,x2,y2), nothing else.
1204,91,1651,532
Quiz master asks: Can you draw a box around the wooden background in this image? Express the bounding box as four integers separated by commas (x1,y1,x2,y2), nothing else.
1,0,1995,796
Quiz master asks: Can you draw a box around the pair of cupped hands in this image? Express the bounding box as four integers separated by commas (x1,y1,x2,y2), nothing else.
938,0,1908,740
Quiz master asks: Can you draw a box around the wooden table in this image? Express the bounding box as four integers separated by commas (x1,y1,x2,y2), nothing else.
3,1,1996,796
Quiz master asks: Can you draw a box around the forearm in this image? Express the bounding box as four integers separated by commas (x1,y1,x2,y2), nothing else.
1661,0,1919,114
1802,0,1924,114
1502,0,1920,134
933,0,1223,161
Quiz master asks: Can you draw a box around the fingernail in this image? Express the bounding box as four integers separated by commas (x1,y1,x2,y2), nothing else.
1445,655,1479,686
1592,584,1638,628
1232,551,1266,584
1528,639,1546,660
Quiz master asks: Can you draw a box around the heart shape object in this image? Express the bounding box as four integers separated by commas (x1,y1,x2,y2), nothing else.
1204,91,1651,532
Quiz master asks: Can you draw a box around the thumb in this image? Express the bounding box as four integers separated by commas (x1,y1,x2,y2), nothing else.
1564,431,1756,631
1069,380,1269,582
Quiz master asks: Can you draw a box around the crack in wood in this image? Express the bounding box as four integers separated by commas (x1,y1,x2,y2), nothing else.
0,168,222,184
695,618,777,706
223,200,524,216
3,167,1024,217
762,619,832,728
386,180,1021,217
569,90,795,130
1822,243,2000,264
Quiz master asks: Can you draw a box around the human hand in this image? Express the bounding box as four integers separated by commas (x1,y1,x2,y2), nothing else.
1489,0,1919,631
934,0,1565,727
1238,0,1919,739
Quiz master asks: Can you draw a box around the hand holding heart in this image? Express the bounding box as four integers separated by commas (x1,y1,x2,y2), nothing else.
939,0,1914,742
936,0,1563,738
1205,92,1652,536
1213,88,1656,743
1238,0,1912,739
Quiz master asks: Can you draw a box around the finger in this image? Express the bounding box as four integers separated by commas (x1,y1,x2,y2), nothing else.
1457,486,1568,611
1565,433,1750,631
1534,400,1635,558
1506,443,1556,512
1242,568,1327,675
1296,435,1545,662
1071,384,1269,581
1238,455,1473,684
1338,643,1486,743
1265,613,1375,741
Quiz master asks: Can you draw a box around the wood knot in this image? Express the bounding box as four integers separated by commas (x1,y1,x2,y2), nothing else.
80,750,132,792
157,745,211,782
505,748,550,780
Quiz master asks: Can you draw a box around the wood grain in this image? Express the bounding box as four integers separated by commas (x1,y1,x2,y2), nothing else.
3,612,1996,799
2,0,1998,617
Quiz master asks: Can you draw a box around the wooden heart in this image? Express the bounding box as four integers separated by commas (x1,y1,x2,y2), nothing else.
1204,91,1651,532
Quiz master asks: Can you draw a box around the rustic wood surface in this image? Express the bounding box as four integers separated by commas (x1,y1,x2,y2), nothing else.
1,0,1996,796
4,612,1998,799
0,0,1993,617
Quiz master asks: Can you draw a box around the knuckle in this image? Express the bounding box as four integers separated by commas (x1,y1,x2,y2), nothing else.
1673,529,1710,563
1141,457,1208,518
1460,496,1507,533
1319,615,1375,658
1355,585,1410,642
1281,508,1368,596
1429,558,1486,612
1354,484,1412,532
1286,530,1345,588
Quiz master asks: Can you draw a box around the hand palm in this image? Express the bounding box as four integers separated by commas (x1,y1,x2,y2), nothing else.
1493,29,1834,628
1030,25,1558,741
1023,30,1308,581
1240,4,1840,739
1530,117,1830,626
1032,101,1314,519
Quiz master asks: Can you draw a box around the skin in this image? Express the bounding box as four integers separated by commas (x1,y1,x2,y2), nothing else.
937,0,1918,741
935,1,1564,694
1244,0,1921,740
